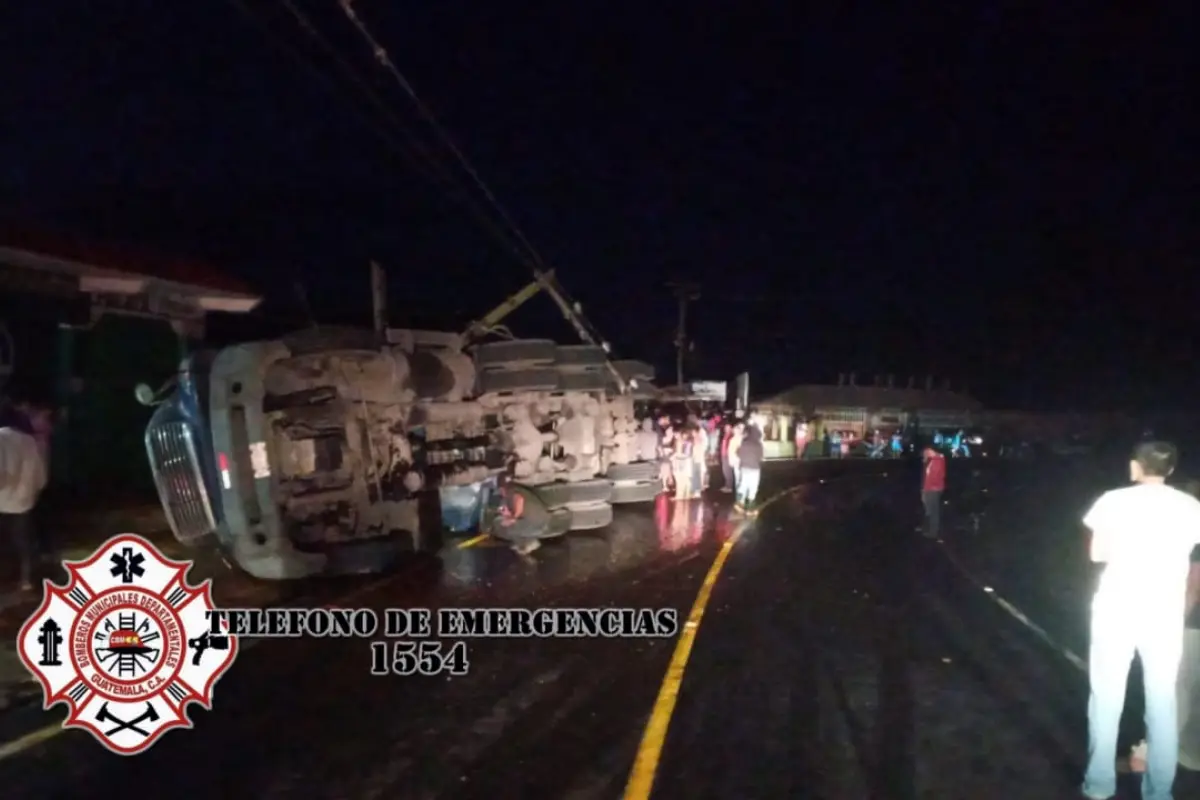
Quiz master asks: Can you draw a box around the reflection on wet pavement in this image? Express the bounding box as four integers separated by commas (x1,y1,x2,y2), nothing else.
0,462,903,798
439,495,736,596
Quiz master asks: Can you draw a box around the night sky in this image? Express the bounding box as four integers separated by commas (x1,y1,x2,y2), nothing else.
2,2,1197,409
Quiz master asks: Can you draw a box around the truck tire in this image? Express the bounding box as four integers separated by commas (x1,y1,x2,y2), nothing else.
476,367,560,394
556,369,609,392
474,339,557,369
555,345,609,368
610,480,660,505
568,501,613,531
531,478,613,509
605,461,659,483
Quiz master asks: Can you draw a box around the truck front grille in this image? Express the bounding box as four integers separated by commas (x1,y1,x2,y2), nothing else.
145,421,215,543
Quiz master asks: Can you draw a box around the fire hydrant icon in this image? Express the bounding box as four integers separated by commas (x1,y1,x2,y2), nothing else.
37,618,63,667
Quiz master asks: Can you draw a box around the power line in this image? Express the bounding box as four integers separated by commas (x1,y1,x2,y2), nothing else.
225,0,435,181
331,0,625,371
224,0,542,266
336,0,549,272
275,0,550,266
230,0,627,387
274,0,461,192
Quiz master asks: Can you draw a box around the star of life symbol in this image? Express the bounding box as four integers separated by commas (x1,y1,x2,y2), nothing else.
17,534,239,755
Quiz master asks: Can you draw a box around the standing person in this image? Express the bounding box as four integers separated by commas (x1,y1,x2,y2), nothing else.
672,423,694,502
726,421,745,499
706,415,720,459
636,418,659,463
0,398,48,592
1080,441,1200,800
706,415,721,487
1176,479,1200,773
15,400,51,471
657,416,675,495
794,421,809,459
720,421,735,492
921,445,946,539
691,420,708,498
18,399,53,567
735,424,764,515
868,429,885,459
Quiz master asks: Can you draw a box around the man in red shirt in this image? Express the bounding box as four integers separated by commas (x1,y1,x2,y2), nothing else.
922,445,946,539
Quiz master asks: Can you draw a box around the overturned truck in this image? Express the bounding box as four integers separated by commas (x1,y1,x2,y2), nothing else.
140,326,660,580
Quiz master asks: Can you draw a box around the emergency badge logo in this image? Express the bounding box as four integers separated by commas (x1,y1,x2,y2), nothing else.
15,533,238,755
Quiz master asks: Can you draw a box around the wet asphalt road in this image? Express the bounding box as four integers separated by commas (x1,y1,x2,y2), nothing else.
0,458,1159,799
654,464,1092,800
0,520,715,798
0,464,833,799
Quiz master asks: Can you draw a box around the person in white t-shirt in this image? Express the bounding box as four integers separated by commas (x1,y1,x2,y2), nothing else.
1081,441,1200,800
0,407,48,592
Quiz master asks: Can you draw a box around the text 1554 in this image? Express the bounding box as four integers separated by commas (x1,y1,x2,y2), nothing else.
369,641,469,677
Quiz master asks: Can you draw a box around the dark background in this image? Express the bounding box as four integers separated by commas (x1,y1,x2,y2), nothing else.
2,2,1196,410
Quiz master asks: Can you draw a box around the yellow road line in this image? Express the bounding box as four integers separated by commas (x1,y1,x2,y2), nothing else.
456,533,491,549
0,478,837,766
623,485,802,800
0,719,64,761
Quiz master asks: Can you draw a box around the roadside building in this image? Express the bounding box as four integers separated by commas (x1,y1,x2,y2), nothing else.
754,376,982,459
644,379,729,420
0,225,260,497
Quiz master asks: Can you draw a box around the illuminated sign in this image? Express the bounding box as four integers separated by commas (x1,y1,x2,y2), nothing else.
688,381,727,401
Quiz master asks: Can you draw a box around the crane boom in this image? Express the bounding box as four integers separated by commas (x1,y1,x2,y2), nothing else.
460,269,628,393
460,273,549,341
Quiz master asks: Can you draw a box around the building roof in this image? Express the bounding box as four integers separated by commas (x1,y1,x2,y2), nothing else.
0,223,260,311
761,383,982,412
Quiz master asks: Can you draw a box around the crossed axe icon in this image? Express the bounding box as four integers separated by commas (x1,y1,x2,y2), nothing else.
95,701,159,737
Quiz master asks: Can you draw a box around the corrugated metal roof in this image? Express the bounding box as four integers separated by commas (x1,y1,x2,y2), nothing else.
761,384,982,411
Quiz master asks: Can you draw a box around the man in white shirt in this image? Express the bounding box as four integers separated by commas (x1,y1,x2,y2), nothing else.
0,402,48,592
1081,441,1200,800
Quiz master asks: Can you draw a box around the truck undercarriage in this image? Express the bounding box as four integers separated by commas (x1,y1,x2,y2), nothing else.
145,327,661,579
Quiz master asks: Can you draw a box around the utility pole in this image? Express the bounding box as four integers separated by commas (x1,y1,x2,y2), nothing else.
666,281,700,388
370,261,388,337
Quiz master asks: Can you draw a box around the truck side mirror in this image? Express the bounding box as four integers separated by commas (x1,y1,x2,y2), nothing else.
134,383,157,407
